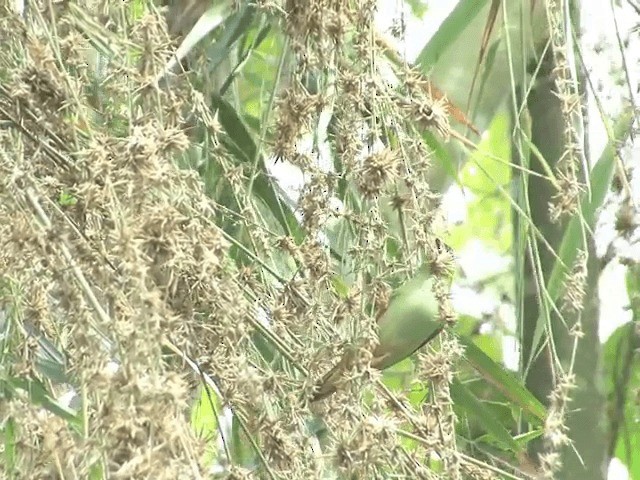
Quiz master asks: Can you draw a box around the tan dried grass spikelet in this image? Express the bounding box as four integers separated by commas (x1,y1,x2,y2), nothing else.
0,0,461,476
560,249,588,314
354,148,401,198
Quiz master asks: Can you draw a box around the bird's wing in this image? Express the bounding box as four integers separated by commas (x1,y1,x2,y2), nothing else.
372,323,443,370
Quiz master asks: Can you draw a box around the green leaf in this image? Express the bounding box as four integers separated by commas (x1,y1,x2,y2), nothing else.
210,93,304,243
406,0,429,19
166,0,233,74
29,333,69,385
627,264,640,320
450,193,512,252
603,322,640,478
450,377,520,452
207,5,258,73
230,414,256,466
2,417,16,476
459,335,547,424
422,130,458,181
330,275,350,299
615,433,640,480
191,386,222,466
58,190,78,207
89,461,105,480
3,375,80,425
414,0,492,70
514,428,544,446
460,112,511,194
35,356,69,385
218,18,273,96
382,357,415,394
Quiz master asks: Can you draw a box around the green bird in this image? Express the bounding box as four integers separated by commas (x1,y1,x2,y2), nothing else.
312,261,447,401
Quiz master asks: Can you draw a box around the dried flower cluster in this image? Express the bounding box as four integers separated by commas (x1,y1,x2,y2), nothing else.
0,0,465,478
264,0,464,477
561,250,588,314
539,373,577,478
545,0,586,222
0,3,252,477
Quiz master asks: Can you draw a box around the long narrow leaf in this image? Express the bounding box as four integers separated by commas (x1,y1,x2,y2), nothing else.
450,377,521,452
4,376,80,425
210,93,304,242
414,0,491,70
459,335,547,424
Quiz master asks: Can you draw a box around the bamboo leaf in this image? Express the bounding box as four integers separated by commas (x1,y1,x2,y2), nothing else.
210,93,304,242
459,335,547,424
414,0,492,70
450,377,521,452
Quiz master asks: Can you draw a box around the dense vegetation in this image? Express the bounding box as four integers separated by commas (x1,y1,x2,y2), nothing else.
0,1,638,479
